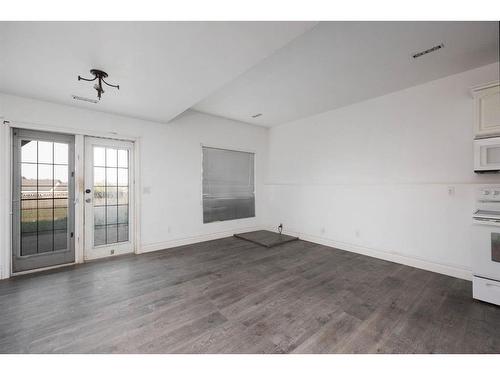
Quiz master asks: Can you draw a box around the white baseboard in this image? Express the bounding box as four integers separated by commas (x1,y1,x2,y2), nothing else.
139,226,264,254
11,262,76,277
268,227,472,281
1,226,472,282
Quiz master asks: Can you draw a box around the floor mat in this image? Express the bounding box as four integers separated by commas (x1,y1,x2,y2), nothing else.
234,230,299,248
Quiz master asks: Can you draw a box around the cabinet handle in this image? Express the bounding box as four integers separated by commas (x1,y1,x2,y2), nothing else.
486,283,500,288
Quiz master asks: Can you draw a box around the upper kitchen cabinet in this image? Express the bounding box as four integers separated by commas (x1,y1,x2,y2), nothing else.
472,81,500,138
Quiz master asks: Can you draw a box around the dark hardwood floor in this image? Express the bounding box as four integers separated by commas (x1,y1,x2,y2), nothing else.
1,236,500,353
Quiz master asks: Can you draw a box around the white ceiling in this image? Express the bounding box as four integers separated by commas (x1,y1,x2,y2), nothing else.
1,22,498,127
0,21,316,123
194,22,499,126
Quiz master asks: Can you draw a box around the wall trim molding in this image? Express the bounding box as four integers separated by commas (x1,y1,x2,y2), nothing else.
139,226,263,254
470,80,499,96
264,182,499,187
266,227,472,281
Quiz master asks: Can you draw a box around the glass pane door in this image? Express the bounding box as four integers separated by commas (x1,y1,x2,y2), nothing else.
12,129,75,273
92,146,129,246
20,139,69,254
84,137,134,260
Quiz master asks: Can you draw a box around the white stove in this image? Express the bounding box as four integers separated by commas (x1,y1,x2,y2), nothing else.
472,187,500,306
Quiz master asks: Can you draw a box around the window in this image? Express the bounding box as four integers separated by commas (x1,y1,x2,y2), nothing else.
20,140,70,255
92,146,129,246
202,146,255,223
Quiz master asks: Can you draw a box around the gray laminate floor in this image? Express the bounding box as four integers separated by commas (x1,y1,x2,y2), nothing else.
1,237,499,353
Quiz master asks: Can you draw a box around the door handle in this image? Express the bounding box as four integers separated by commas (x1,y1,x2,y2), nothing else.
85,189,91,194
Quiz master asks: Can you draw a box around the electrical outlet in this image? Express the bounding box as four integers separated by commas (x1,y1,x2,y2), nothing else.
110,249,115,255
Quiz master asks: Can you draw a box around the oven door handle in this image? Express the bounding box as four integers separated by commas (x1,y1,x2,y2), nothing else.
473,217,500,222
473,218,500,226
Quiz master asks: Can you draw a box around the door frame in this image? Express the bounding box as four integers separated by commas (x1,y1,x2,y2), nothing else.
83,136,136,260
0,120,142,279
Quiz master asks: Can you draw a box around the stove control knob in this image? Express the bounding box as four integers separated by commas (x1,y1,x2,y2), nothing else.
484,190,491,195
494,191,500,196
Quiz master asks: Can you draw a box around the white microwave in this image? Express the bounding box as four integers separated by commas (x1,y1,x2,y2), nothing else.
474,137,500,173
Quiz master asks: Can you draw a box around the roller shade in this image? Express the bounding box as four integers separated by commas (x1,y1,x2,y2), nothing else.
202,146,255,223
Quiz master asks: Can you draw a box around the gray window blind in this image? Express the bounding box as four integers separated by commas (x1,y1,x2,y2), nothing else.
202,146,255,223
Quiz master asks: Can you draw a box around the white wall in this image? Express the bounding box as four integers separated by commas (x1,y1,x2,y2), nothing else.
264,63,500,280
1,63,499,281
0,93,268,277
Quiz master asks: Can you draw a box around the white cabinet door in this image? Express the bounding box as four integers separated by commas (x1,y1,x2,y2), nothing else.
473,82,500,138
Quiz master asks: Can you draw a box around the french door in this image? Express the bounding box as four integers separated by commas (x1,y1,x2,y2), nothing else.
12,129,75,273
84,137,134,259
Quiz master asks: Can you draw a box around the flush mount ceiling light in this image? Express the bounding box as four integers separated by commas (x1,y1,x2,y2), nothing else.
77,69,120,100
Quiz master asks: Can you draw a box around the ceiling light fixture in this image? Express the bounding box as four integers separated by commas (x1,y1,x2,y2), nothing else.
77,69,120,100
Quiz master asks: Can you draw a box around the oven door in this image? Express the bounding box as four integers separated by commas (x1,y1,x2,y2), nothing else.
472,220,500,280
474,137,500,172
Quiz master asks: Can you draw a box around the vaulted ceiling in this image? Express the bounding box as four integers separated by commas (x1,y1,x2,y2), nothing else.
0,21,316,123
1,21,498,127
195,22,499,126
